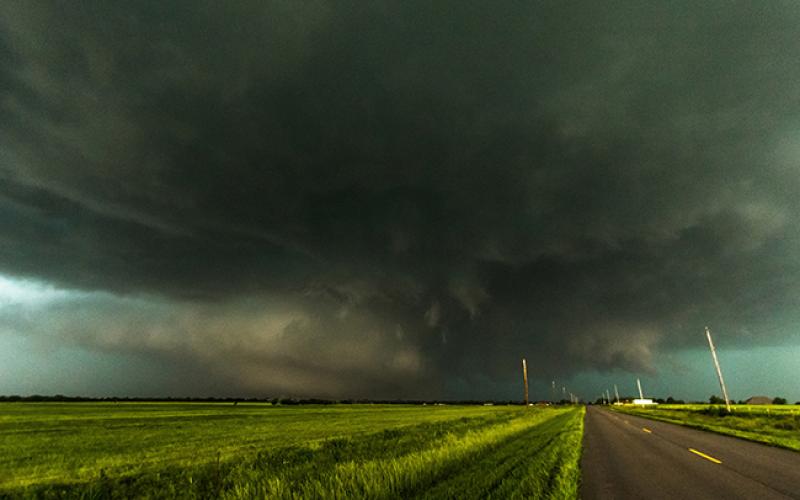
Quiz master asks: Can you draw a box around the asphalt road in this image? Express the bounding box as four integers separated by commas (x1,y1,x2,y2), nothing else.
581,406,800,499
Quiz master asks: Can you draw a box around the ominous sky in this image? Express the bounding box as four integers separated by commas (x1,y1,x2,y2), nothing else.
2,1,800,401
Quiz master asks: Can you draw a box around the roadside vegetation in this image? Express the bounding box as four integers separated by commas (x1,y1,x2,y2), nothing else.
0,402,584,498
610,404,800,451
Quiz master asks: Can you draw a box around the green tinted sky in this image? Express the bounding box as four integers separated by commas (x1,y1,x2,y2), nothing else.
1,1,799,400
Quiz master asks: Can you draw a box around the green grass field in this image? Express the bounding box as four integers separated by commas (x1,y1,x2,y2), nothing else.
610,404,800,451
0,403,584,498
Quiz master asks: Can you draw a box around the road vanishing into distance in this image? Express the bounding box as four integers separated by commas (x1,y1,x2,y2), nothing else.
581,406,800,499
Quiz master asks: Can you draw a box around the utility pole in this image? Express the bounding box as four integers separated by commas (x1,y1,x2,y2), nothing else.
522,358,529,406
705,326,732,412
606,389,611,405
614,384,620,404
551,380,556,403
637,378,644,400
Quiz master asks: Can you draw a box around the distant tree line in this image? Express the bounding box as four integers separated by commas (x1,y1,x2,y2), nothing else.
709,395,791,405
591,395,799,405
3,394,796,405
0,395,542,405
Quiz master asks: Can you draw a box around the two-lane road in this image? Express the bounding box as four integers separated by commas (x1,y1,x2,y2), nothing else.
581,406,800,499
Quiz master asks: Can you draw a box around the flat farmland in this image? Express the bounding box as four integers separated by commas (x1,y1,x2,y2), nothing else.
0,403,584,498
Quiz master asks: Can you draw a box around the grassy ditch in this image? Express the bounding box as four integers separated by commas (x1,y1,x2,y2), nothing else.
610,404,800,451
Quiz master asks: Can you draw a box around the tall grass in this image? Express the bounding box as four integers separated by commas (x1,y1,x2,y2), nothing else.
225,408,581,499
1,404,585,499
0,403,511,490
418,407,584,499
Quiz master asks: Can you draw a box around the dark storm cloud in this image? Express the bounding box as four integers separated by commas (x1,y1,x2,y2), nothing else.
2,1,800,397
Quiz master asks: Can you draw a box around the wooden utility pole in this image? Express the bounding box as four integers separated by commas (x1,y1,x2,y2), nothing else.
522,358,529,406
705,326,732,412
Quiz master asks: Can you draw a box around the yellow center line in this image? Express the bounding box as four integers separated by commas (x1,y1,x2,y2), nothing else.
688,448,722,464
642,427,652,433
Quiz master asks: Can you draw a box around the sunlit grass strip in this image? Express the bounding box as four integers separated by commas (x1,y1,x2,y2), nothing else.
540,406,584,499
419,407,585,499
0,403,516,490
3,405,586,498
6,408,520,497
222,409,574,499
611,405,800,452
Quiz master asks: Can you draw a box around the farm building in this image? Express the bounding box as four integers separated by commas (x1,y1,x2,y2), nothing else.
744,396,772,405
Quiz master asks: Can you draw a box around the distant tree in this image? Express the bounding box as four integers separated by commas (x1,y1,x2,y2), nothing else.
666,396,685,404
772,397,787,405
709,395,726,405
